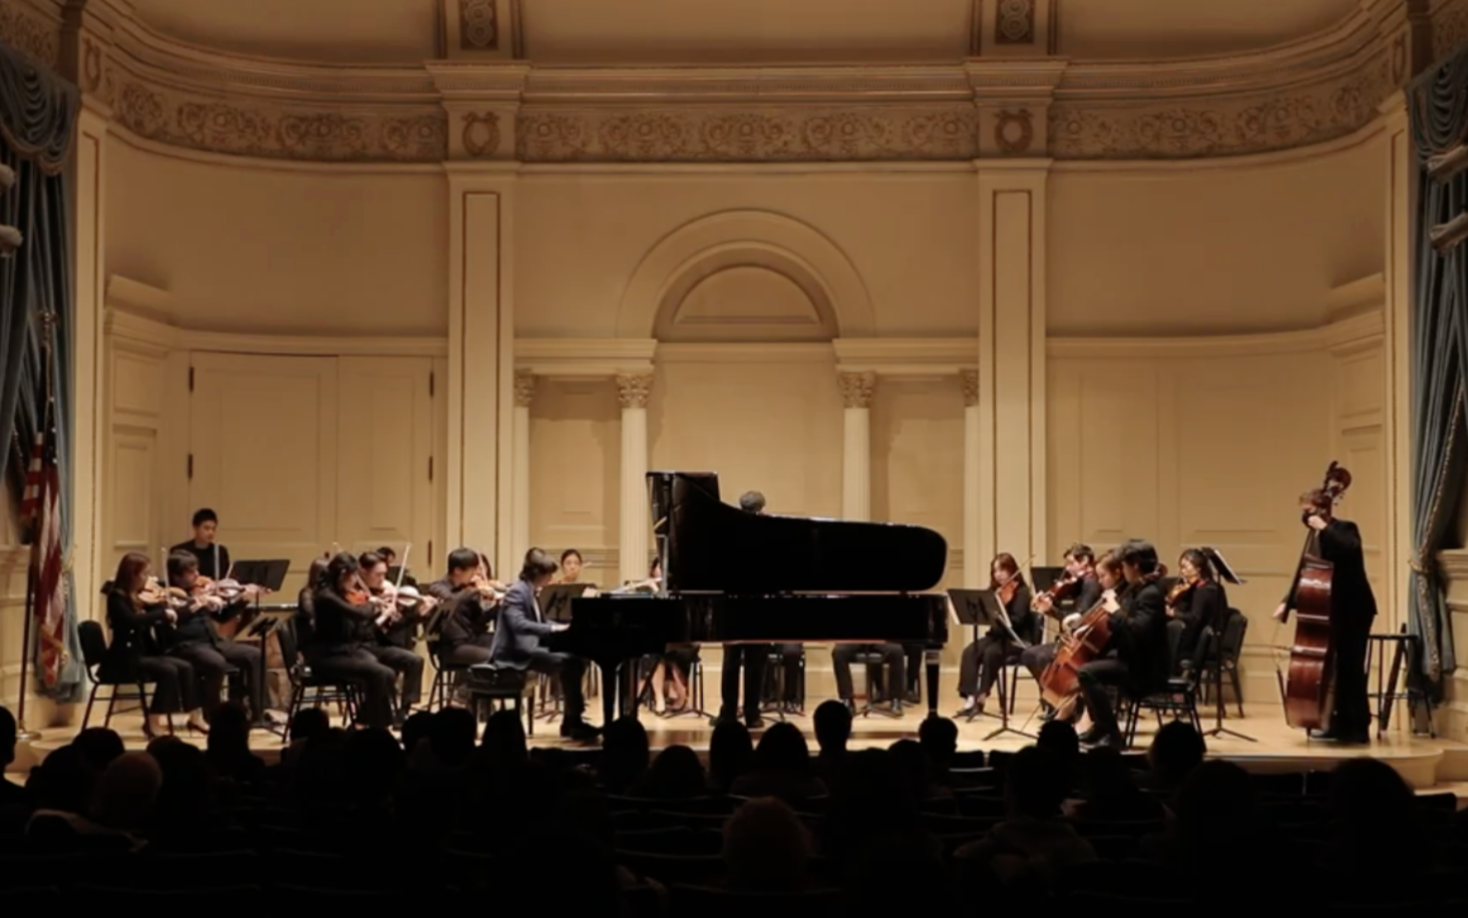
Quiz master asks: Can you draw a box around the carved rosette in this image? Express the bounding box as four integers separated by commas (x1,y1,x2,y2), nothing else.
616,373,653,409
839,371,876,409
961,370,979,407
514,371,536,407
993,109,1033,154
995,0,1035,44
460,0,498,50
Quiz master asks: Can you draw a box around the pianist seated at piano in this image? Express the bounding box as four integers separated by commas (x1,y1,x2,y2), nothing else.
489,548,600,741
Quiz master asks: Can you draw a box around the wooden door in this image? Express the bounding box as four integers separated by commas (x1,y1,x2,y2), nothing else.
188,353,339,593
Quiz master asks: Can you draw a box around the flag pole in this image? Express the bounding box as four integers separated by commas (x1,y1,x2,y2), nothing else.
14,309,56,742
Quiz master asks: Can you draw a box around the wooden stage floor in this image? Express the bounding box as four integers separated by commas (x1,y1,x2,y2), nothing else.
9,700,1468,794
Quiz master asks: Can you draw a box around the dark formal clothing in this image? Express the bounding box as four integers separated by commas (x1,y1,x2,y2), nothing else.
359,588,424,709
1022,574,1100,682
489,579,587,724
1174,580,1227,670
306,587,397,728
959,584,1035,698
101,590,198,714
832,643,905,702
169,541,230,581
1078,578,1168,739
719,644,767,721
1284,518,1376,736
763,642,803,703
424,579,495,666
160,589,265,721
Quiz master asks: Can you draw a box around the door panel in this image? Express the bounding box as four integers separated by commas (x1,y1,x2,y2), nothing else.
336,356,435,571
188,353,339,592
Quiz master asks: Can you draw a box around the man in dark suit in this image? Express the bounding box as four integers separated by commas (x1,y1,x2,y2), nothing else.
713,490,775,728
1077,539,1169,747
490,548,599,741
1274,489,1377,744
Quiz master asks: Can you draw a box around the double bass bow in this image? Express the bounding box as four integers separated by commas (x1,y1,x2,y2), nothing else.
1277,461,1351,732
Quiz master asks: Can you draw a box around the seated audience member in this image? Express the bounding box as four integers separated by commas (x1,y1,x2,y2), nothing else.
889,738,947,800
954,745,1096,886
731,722,826,803
85,752,162,847
822,749,931,873
708,720,752,794
1036,719,1082,788
73,727,126,776
598,717,650,794
631,745,706,799
0,705,33,810
206,702,266,793
476,709,529,776
1322,757,1431,883
722,796,814,891
918,715,959,787
812,699,852,784
148,740,214,839
282,706,331,770
1068,746,1164,822
1139,720,1206,794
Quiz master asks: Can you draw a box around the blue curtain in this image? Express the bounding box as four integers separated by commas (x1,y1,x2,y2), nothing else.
1406,49,1468,702
0,40,84,702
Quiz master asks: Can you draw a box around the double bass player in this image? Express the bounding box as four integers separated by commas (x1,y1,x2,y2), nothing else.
1274,484,1375,745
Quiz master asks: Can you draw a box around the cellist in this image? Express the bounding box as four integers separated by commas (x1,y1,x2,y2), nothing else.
1273,488,1375,744
1076,540,1169,748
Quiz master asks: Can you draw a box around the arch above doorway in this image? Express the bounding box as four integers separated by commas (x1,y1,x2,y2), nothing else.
616,209,876,340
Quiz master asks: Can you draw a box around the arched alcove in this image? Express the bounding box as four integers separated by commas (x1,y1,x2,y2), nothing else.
617,209,875,340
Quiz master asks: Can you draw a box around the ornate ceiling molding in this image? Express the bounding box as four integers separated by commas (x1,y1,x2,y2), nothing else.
12,0,1468,164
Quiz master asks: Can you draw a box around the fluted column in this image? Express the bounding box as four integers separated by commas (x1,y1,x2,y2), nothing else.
512,372,536,567
617,373,653,583
839,371,875,521
962,370,982,587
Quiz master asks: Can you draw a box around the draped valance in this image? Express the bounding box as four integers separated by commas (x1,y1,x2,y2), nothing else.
0,39,77,174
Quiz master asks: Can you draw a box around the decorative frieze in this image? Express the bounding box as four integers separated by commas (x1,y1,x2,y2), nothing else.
514,371,536,407
961,370,980,407
0,0,59,70
517,105,980,162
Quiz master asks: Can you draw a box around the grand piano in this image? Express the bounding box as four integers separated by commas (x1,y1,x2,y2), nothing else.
559,471,950,727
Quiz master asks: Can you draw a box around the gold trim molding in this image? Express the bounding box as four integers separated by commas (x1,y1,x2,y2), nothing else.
11,0,1468,164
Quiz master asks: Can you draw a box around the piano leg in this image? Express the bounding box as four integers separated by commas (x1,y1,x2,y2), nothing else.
598,661,619,728
925,647,941,719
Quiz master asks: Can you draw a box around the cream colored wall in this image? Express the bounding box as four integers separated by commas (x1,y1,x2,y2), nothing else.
529,378,623,585
1048,137,1386,335
104,138,448,336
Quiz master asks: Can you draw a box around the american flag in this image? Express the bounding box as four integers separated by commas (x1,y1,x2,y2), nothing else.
22,428,66,687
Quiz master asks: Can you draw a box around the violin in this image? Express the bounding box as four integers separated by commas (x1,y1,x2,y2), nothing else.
138,576,190,610
997,579,1018,606
1167,577,1196,606
1032,569,1082,614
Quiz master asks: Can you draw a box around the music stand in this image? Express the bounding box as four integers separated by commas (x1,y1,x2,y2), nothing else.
1030,566,1064,596
540,583,590,622
948,588,1034,741
1199,547,1254,742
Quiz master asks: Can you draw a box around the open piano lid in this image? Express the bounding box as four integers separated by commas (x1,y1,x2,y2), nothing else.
648,471,947,594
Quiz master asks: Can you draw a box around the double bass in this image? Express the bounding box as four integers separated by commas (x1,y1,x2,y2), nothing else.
1277,462,1352,731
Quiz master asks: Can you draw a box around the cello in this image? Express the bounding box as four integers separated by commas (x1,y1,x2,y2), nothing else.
1038,588,1120,720
1277,462,1352,732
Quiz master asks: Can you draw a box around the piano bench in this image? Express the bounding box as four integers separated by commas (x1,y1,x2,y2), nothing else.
466,664,532,736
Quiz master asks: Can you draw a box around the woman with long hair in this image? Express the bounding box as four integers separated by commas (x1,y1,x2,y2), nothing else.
956,553,1034,717
100,552,206,737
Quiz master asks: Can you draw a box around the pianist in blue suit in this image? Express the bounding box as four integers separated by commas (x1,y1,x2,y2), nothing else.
489,548,599,741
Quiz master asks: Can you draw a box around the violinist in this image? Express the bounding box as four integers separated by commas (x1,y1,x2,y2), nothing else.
556,548,599,596
1076,540,1169,747
956,553,1035,717
305,552,397,729
1168,549,1227,673
377,545,418,587
357,551,426,719
99,552,207,738
164,552,266,727
1021,544,1100,693
168,508,266,632
424,548,501,667
1273,488,1375,744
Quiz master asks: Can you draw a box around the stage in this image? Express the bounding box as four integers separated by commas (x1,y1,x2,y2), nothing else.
8,701,1468,796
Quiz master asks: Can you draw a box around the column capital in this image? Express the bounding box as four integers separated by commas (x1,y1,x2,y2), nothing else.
616,372,653,409
838,370,876,409
961,369,980,406
514,370,536,406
